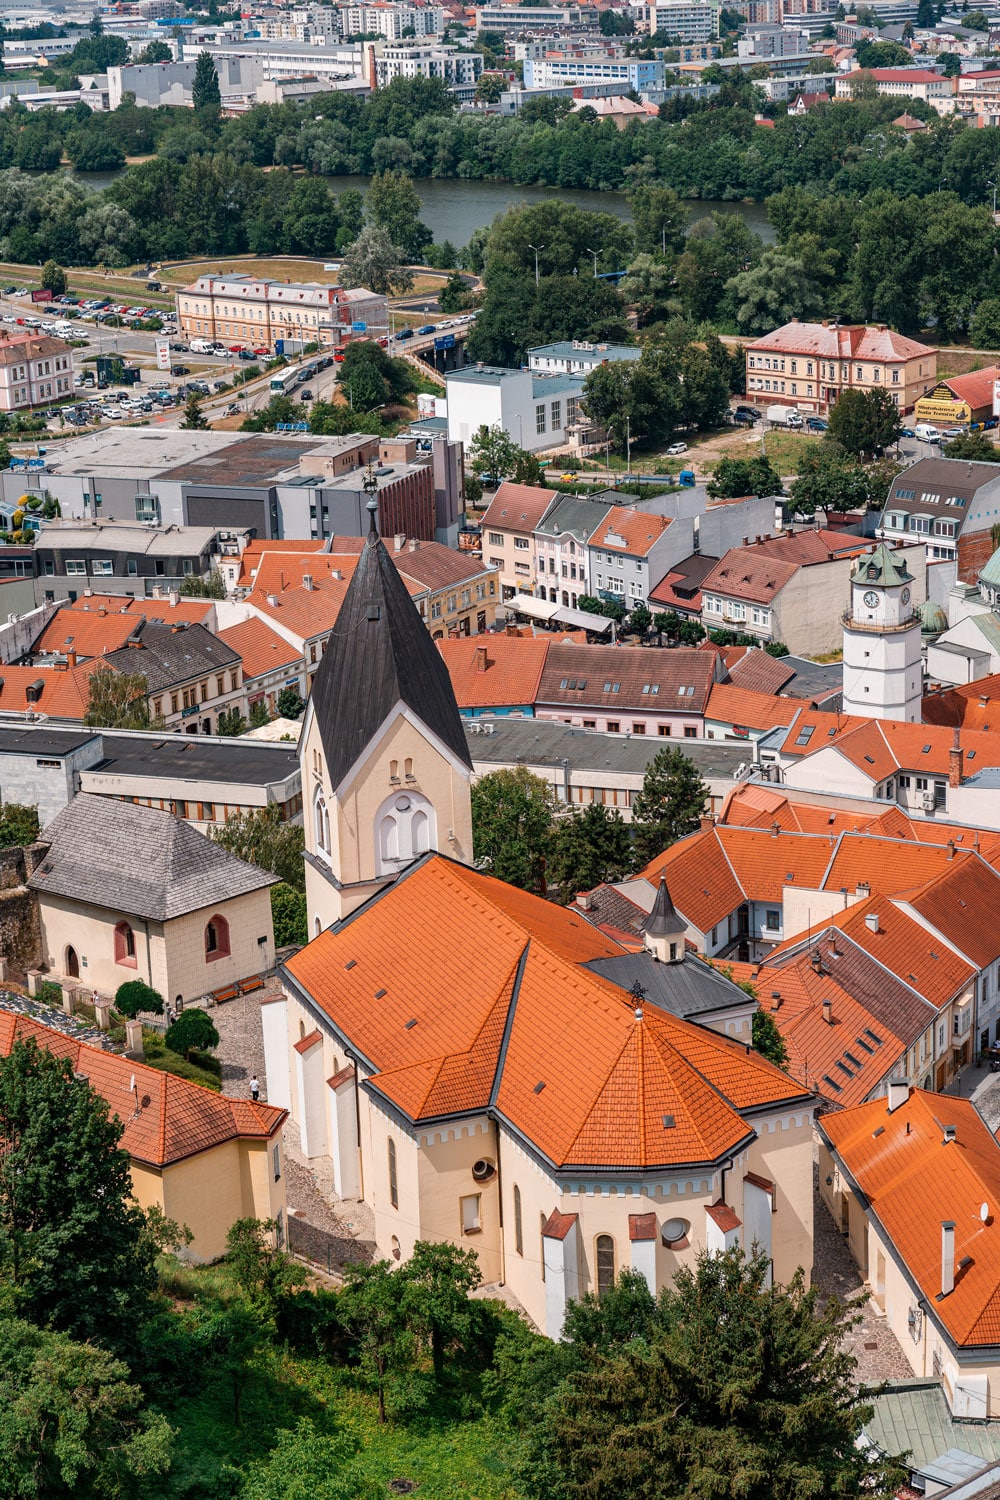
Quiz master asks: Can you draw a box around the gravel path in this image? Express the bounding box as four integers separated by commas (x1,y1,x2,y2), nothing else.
811,1169,913,1387
0,990,117,1049
209,985,271,1100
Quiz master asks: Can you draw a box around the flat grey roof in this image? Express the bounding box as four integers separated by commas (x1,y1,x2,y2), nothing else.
465,716,747,780
783,655,845,703
36,522,221,556
96,730,299,788
587,950,751,1019
0,725,98,757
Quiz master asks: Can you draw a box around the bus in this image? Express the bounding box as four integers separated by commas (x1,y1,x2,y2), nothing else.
269,364,308,397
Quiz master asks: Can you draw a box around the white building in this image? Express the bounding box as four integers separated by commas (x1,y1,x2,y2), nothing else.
473,4,597,31
374,43,482,85
842,544,922,723
0,333,74,413
636,0,720,40
343,4,444,37
445,366,585,454
523,54,664,87
178,38,371,87
528,340,642,376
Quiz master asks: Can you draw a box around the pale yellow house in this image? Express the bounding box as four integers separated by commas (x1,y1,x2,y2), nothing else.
745,320,937,416
263,510,818,1337
30,793,277,1006
819,1086,1000,1419
479,481,560,602
0,1009,287,1260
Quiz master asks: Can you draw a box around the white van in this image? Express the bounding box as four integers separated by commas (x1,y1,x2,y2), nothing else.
915,423,941,443
190,338,214,354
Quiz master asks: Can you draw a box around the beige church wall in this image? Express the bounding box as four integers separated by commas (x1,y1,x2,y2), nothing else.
370,1099,423,1262
741,1109,814,1285
38,892,165,997
159,890,275,1006
416,1121,503,1284
159,1139,248,1262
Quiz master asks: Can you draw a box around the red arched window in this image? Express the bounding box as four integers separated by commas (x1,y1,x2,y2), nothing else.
205,914,231,962
114,920,137,968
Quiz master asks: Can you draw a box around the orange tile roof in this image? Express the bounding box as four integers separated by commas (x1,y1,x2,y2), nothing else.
905,855,1000,968
283,855,808,1171
639,828,745,933
480,481,559,535
821,1090,1000,1347
217,616,302,681
0,659,108,719
237,537,325,587
924,676,1000,733
701,548,800,605
249,551,422,643
641,825,837,917
821,833,969,898
591,505,672,558
825,893,975,1010
746,321,933,362
705,682,797,733
727,649,796,695
67,594,217,626
0,1010,285,1168
34,606,138,659
437,635,550,709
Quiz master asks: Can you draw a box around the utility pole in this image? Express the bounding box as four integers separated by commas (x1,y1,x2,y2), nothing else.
527,243,544,286
586,246,599,278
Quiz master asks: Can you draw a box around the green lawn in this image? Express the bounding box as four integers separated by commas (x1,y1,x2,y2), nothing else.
754,429,822,474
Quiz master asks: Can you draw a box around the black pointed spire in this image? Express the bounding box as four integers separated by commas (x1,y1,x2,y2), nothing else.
642,875,685,937
309,529,472,790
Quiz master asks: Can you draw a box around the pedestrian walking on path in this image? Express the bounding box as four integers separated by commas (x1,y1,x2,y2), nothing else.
249,1074,260,1102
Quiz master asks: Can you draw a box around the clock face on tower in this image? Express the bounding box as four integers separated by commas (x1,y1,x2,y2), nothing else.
901,587,911,605
863,590,879,608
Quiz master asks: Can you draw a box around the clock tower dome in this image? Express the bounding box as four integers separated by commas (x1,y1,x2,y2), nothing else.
842,543,922,723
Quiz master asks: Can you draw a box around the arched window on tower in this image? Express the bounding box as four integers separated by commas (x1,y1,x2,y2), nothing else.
313,786,330,856
374,790,437,875
205,914,231,962
114,920,137,968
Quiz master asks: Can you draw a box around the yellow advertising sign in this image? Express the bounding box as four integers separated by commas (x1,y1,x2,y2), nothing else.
913,394,971,423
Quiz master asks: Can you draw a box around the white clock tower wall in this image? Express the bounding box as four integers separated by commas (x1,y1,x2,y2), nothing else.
842,545,922,723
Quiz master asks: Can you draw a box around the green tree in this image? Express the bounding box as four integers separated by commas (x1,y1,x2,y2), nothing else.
192,50,221,110
114,980,164,1019
238,1416,380,1500
226,1216,305,1311
249,699,271,729
217,706,248,736
532,1247,904,1500
752,1005,789,1067
192,1297,265,1427
271,882,307,947
0,803,39,847
365,169,431,261
627,183,686,257
630,746,708,868
788,446,870,518
210,804,305,891
40,258,65,296
964,6,988,22
179,570,226,598
0,1038,157,1344
475,72,506,103
339,222,413,297
547,804,633,902
84,665,153,730
135,39,172,62
708,455,783,499
0,1314,172,1500
583,349,682,451
165,1007,219,1061
402,1239,482,1385
468,423,541,485
276,686,305,719
943,430,999,461
437,269,468,313
969,298,1000,350
726,248,824,335
180,392,208,430
471,766,554,890
338,339,393,410
338,1259,414,1424
826,386,901,457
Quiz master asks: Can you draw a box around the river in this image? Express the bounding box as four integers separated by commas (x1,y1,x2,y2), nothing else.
319,173,775,246
68,166,775,248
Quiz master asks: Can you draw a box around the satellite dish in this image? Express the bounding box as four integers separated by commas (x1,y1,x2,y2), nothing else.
981,1202,990,1223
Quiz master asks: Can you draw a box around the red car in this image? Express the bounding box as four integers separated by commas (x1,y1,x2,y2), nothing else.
228,344,244,352
378,337,388,347
334,352,345,363
253,346,269,356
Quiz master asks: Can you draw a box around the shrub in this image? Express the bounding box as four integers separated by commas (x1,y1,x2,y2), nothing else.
115,979,164,1018
165,1007,219,1060
271,882,307,947
36,980,62,1007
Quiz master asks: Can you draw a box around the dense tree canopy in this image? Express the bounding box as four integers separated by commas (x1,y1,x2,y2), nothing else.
630,747,709,867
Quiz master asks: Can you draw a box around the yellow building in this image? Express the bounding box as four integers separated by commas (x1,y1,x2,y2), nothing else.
263,505,817,1337
30,793,277,1006
745,320,937,415
176,274,387,349
0,1008,287,1261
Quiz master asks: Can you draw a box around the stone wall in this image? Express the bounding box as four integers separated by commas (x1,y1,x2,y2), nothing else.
0,843,46,978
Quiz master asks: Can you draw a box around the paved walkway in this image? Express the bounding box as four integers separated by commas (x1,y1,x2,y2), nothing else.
811,1168,912,1387
0,990,117,1049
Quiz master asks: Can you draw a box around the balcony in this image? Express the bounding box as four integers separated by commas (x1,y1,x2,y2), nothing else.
842,610,919,634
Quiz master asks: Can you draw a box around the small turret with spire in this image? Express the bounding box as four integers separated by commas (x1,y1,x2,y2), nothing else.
642,875,686,964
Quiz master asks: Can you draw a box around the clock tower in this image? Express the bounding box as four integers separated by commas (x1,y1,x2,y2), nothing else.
842,544,922,723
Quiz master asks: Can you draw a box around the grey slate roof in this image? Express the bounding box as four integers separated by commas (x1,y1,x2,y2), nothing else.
864,1381,1000,1473
102,622,240,693
587,949,753,1021
309,517,471,790
29,793,276,920
643,875,686,937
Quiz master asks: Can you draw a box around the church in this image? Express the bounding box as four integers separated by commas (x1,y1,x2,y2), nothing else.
263,504,817,1336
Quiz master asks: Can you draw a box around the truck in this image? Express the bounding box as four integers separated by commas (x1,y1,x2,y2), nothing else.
767,405,804,428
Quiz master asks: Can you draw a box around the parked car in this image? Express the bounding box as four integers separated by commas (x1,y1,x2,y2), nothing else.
942,426,965,438
300,388,314,400
170,364,190,376
238,349,256,360
666,441,688,456
805,417,828,432
899,427,916,439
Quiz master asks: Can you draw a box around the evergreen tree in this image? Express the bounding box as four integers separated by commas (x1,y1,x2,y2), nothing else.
180,392,208,430
630,746,708,867
0,1038,157,1345
192,50,221,109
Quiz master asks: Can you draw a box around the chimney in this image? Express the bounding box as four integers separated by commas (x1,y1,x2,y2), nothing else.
331,569,342,581
947,838,956,860
771,822,780,837
266,592,278,608
887,1078,909,1112
302,573,313,592
394,533,406,552
949,728,964,789
865,911,879,933
475,645,488,673
577,890,593,911
811,948,823,973
941,1220,956,1297
152,585,163,599
943,1123,957,1145
856,880,870,898
409,538,420,552
168,589,179,608
822,997,833,1025
66,649,77,670
97,606,107,617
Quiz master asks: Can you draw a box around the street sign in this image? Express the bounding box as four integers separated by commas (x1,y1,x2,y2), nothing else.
352,321,367,333
155,337,170,371
434,334,455,350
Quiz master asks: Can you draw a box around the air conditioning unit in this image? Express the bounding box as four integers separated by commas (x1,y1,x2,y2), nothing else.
922,793,936,812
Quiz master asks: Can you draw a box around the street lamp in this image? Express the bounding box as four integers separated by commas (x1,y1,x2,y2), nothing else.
586,246,599,279
989,178,998,217
527,242,544,286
